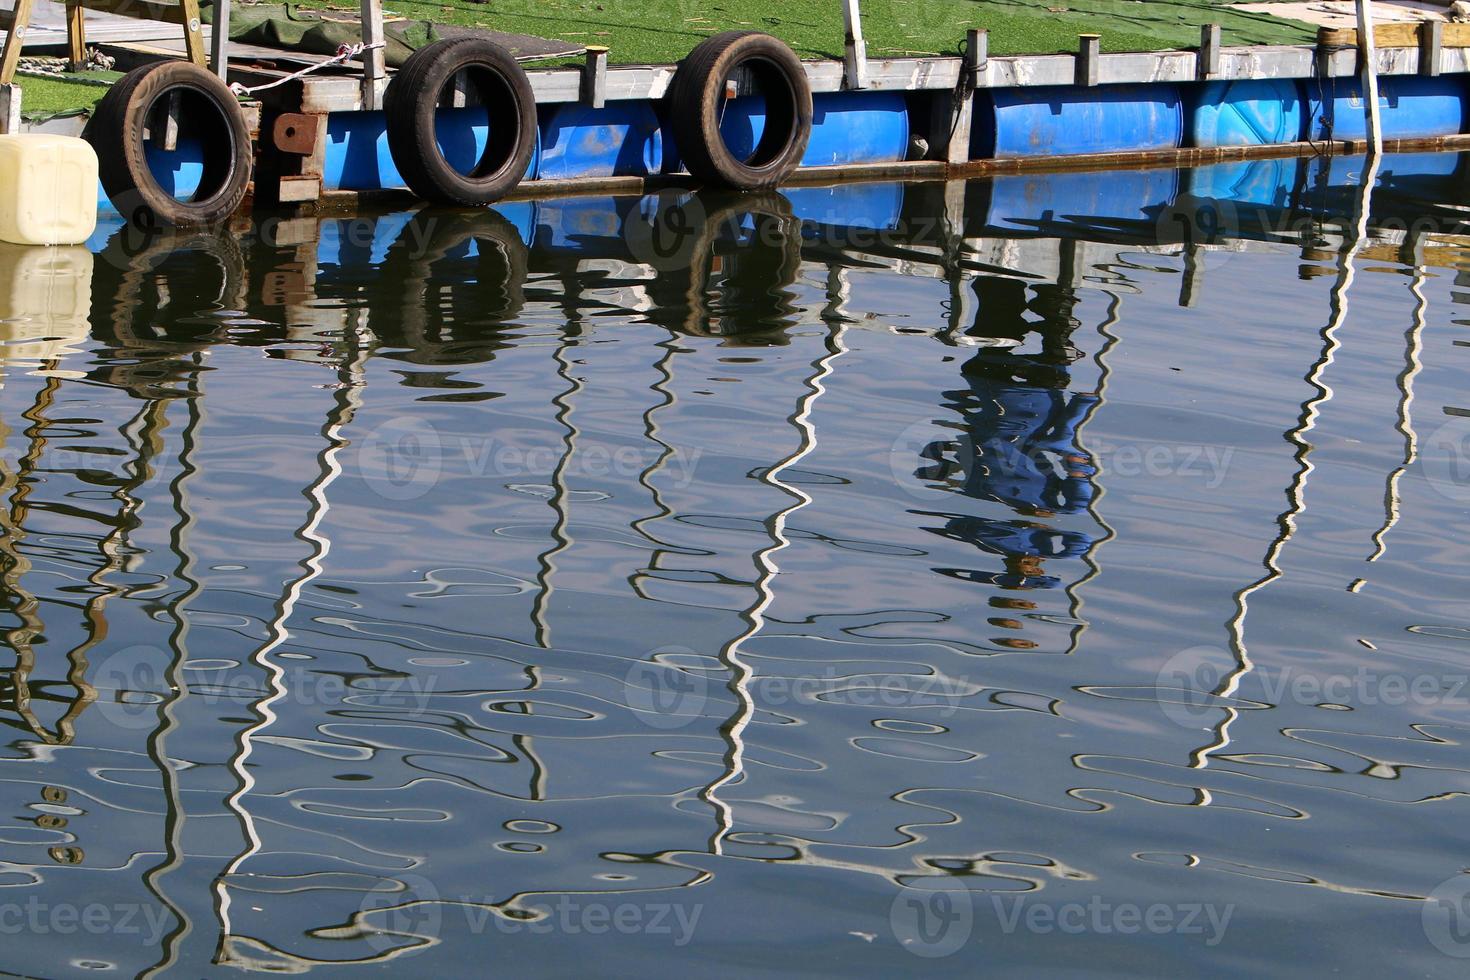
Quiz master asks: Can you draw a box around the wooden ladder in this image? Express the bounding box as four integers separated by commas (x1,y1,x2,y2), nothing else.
0,0,213,131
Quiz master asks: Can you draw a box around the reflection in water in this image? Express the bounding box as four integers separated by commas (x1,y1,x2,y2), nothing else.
1,156,1470,974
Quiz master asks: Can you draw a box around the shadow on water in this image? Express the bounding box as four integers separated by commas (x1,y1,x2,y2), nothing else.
1,151,1469,974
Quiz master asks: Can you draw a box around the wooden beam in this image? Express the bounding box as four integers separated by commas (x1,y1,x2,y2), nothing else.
0,0,35,87
178,0,206,66
1076,34,1100,87
359,0,387,111
581,45,607,108
1198,24,1220,79
1420,20,1442,76
0,83,19,136
841,0,868,89
1319,21,1470,48
66,0,86,71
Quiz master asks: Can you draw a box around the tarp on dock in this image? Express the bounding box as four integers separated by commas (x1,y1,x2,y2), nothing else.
199,1,585,67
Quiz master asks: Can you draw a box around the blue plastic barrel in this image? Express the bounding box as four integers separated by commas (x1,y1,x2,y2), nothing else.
973,84,1184,158
1191,79,1305,147
538,101,664,179
322,108,541,191
670,91,910,171
97,140,206,215
1308,76,1468,141
978,167,1180,233
786,183,903,231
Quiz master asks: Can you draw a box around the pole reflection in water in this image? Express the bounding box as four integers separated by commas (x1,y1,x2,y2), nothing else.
0,157,1469,974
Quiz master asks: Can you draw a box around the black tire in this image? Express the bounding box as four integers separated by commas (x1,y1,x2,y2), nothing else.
85,61,252,229
666,32,812,190
385,38,538,206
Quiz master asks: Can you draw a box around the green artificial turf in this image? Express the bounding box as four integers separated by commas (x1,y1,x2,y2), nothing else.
14,74,109,120
295,0,1317,62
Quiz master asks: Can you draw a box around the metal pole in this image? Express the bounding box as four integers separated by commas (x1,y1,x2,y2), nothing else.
1356,0,1382,154
210,0,230,79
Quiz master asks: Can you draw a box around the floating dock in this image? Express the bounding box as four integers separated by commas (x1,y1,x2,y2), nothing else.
5,1,1470,221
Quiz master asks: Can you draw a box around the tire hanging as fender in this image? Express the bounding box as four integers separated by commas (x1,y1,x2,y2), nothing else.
666,32,813,191
85,61,253,228
384,38,539,206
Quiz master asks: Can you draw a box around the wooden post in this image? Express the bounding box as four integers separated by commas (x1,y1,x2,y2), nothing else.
359,0,387,111
0,0,36,87
1419,19,1442,77
1198,24,1220,80
947,28,983,165
210,0,231,79
178,0,207,66
1356,0,1381,154
0,84,20,136
581,45,607,108
65,0,86,71
841,0,868,90
1076,34,1100,87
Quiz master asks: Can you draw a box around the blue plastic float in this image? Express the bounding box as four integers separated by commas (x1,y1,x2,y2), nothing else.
1309,76,1469,141
1191,79,1305,147
668,91,910,172
539,101,664,179
323,108,540,191
973,84,1185,158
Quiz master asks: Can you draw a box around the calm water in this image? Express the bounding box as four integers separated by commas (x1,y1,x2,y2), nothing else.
4,154,1470,976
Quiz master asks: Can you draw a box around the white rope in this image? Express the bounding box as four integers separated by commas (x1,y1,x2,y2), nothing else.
228,40,385,97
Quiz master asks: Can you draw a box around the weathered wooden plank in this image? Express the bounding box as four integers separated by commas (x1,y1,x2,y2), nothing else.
0,83,20,135
177,0,205,65
66,0,86,69
1319,21,1470,49
0,0,36,85
1077,34,1100,86
359,0,386,110
1421,20,1443,76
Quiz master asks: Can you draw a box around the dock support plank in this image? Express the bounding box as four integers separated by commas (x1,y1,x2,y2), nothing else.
1076,34,1100,87
1199,24,1220,80
359,0,387,111
842,0,868,89
0,83,19,135
581,46,607,108
1420,20,1442,77
66,0,87,70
